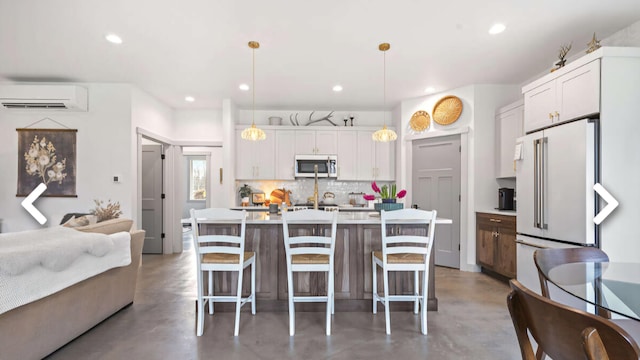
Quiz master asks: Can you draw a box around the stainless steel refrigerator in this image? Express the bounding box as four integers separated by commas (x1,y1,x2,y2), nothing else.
515,118,599,297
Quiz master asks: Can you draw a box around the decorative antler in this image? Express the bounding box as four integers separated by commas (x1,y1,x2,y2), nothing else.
288,111,337,126
306,111,337,126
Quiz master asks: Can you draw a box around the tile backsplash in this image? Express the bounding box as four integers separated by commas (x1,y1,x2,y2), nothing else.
235,179,394,205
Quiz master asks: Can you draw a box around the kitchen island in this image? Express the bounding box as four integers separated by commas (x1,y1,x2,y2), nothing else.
194,211,452,312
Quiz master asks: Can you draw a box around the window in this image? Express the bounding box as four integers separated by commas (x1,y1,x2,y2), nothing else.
189,159,207,201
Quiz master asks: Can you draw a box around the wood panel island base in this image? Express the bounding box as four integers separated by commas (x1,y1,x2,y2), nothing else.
196,212,451,312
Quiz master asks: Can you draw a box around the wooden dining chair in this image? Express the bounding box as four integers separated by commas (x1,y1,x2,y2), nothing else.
190,208,256,337
372,208,437,335
534,247,609,299
507,279,640,360
582,327,611,360
282,209,338,336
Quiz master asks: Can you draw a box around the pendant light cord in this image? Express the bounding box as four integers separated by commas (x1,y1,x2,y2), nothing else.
383,49,386,127
252,46,256,126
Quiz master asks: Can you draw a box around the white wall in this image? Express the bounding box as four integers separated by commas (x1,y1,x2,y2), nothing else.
0,83,133,232
173,109,223,141
602,19,640,46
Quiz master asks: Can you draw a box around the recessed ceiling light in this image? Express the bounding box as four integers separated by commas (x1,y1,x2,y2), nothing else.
332,85,343,92
239,84,250,91
185,96,195,102
424,87,436,93
105,33,123,44
489,23,506,35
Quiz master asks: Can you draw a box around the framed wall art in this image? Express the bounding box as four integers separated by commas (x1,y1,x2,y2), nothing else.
16,128,77,197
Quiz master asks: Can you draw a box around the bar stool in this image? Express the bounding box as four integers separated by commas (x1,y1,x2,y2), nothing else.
282,209,338,336
372,208,437,335
190,208,256,337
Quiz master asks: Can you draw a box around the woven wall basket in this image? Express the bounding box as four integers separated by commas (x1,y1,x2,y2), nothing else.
432,95,463,125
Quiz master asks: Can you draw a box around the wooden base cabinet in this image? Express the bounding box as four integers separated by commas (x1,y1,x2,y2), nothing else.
476,213,516,278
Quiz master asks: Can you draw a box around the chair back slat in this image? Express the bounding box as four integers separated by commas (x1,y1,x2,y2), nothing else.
379,209,436,266
286,236,333,245
384,235,430,244
289,247,332,256
190,208,247,267
198,246,243,255
507,279,640,360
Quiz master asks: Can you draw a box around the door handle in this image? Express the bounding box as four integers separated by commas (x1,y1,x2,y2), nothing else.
219,168,223,184
533,139,537,228
541,137,548,229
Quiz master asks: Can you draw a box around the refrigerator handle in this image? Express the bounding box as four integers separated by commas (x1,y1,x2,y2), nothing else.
533,138,537,228
541,136,548,229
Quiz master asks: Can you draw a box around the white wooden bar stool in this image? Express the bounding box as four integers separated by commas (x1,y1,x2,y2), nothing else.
190,208,256,337
282,209,338,336
372,208,437,335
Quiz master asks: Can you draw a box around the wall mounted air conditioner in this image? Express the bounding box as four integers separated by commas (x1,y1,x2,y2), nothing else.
0,85,88,111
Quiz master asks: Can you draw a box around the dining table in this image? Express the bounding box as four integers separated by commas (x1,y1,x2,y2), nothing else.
543,261,640,321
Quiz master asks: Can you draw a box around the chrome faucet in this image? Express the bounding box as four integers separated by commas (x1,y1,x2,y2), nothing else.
313,164,319,210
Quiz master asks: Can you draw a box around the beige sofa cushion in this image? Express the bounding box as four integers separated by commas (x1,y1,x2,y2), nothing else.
74,218,133,235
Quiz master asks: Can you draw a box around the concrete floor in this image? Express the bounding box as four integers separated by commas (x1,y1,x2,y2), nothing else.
46,250,521,360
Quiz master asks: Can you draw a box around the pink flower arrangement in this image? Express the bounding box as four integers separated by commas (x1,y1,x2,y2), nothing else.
363,181,406,201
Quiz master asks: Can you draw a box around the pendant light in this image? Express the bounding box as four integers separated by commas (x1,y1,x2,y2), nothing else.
372,42,398,142
241,41,267,141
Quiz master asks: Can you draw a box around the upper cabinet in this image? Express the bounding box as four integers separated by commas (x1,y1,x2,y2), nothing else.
337,131,357,180
235,129,276,180
523,60,600,133
294,129,338,155
234,126,395,181
356,130,395,181
275,130,296,180
495,100,524,178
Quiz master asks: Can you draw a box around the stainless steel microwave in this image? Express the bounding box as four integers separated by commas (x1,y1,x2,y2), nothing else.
294,155,337,178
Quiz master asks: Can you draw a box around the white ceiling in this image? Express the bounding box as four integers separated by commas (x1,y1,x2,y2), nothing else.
1,0,639,111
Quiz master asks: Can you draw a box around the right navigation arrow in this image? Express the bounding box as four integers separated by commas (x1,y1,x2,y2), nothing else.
593,183,619,225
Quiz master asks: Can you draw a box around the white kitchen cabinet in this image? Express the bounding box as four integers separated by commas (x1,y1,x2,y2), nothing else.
275,130,295,179
235,129,276,179
337,131,357,180
495,100,523,178
523,59,600,133
356,130,395,181
295,129,338,155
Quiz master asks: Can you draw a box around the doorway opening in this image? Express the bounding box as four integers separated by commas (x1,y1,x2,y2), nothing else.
141,138,164,254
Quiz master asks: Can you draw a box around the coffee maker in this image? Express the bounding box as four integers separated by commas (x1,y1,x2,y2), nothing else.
498,188,515,210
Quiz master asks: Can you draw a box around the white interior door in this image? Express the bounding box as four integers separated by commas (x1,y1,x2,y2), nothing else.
141,144,163,254
412,135,461,268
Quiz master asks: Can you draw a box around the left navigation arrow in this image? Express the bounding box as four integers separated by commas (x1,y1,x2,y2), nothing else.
22,183,48,225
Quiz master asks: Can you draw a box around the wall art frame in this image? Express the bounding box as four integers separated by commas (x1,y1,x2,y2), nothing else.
16,128,78,197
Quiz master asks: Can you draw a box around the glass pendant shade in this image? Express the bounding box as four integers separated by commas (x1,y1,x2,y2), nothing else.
242,41,266,141
372,124,398,142
373,42,397,143
241,123,266,141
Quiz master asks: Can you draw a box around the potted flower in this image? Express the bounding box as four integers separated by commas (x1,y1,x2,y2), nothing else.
363,181,407,206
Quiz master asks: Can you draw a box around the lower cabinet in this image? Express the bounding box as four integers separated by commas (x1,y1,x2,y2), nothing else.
476,212,516,278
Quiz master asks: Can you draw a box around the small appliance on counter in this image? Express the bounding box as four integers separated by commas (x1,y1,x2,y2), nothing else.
252,192,265,206
498,188,515,210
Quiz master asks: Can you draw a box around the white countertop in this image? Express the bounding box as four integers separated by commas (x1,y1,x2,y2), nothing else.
476,209,517,217
184,211,452,225
229,205,373,212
